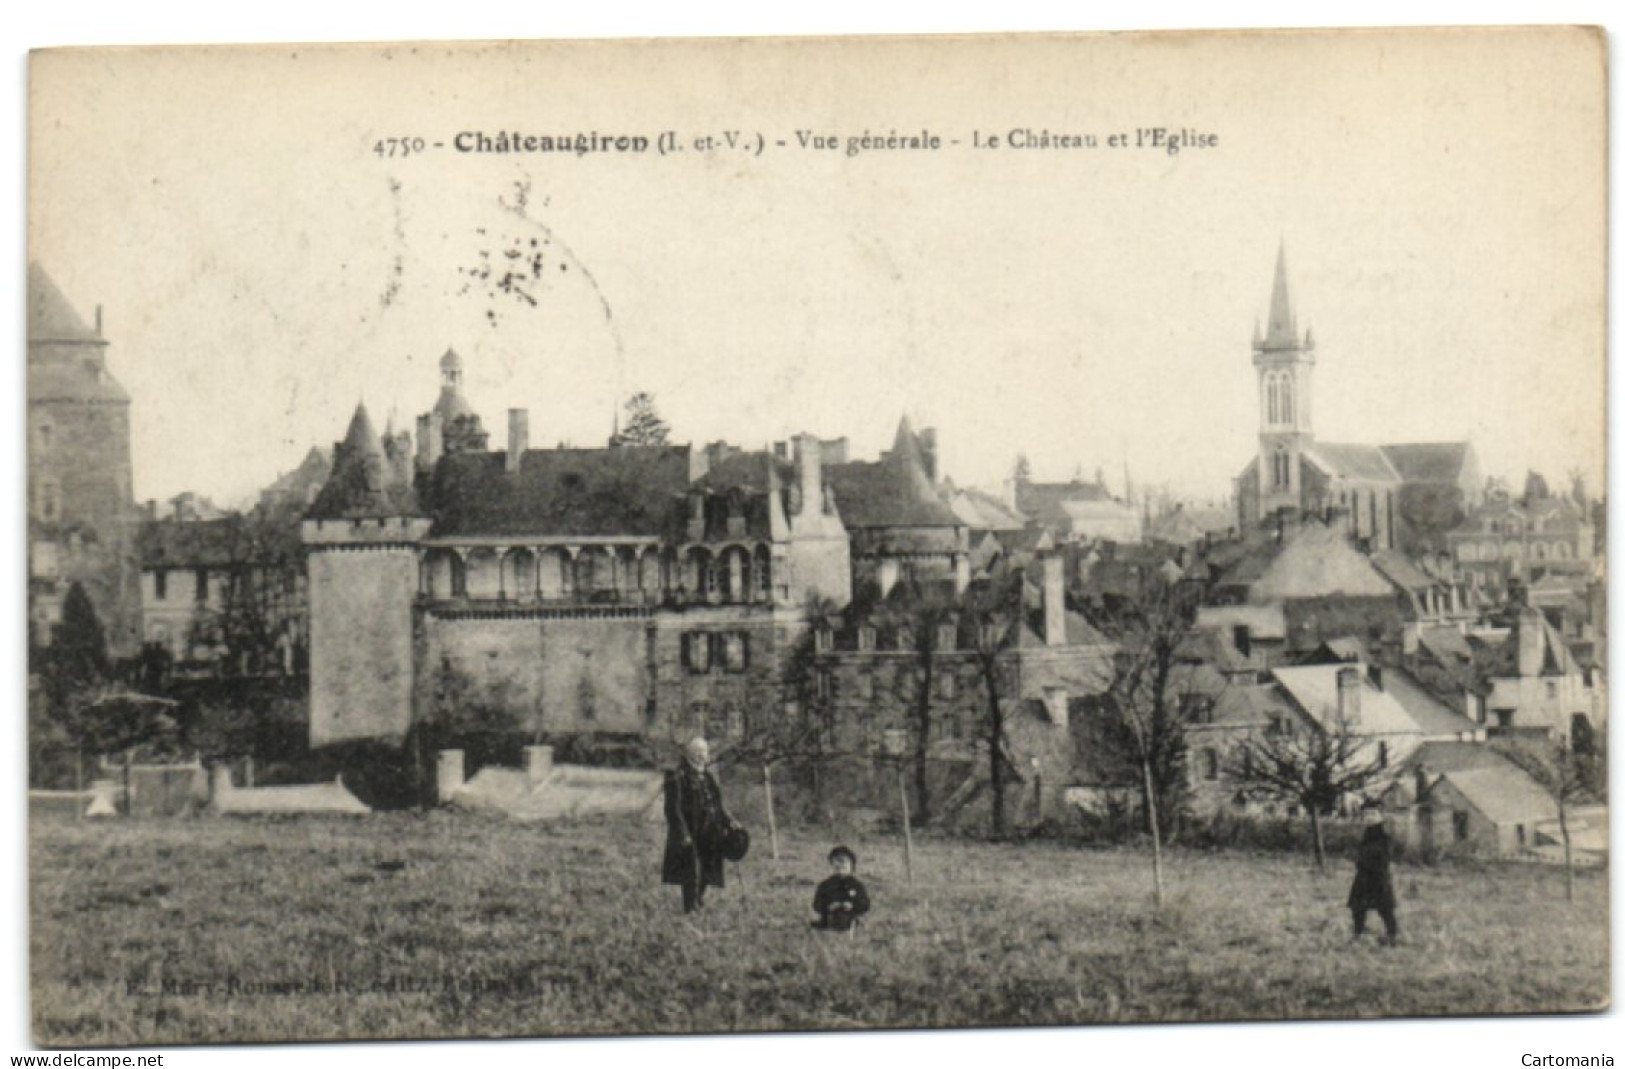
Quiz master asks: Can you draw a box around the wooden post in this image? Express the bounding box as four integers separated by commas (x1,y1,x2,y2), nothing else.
762,762,780,861
74,746,83,822
123,751,133,819
897,762,914,885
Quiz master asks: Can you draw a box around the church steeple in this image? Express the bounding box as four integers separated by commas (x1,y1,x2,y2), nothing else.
1251,243,1316,520
1263,241,1302,351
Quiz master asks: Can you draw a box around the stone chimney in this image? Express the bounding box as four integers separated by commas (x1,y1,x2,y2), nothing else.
1336,665,1362,727
416,412,445,469
687,491,707,542
794,434,823,518
1516,607,1544,678
507,409,529,474
1003,476,1019,513
1042,552,1066,647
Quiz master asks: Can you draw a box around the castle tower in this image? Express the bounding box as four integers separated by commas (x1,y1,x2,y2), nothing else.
303,402,432,745
432,348,488,455
1253,243,1315,516
27,263,142,656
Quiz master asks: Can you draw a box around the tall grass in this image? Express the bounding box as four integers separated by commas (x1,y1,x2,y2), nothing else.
28,810,1608,1046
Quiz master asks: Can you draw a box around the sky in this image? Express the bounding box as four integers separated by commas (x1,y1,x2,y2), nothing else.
28,27,1606,510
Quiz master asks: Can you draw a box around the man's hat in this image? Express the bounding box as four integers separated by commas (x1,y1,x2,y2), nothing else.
720,822,750,862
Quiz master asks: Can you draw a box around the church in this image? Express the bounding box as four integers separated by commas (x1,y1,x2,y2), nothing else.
1234,247,1482,552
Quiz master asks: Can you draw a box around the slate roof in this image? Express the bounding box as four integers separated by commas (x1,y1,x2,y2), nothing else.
1379,442,1474,485
1442,765,1558,826
138,513,303,568
307,404,423,521
695,449,793,494
1378,666,1481,739
1404,740,1510,775
1016,479,1112,531
1303,442,1401,484
1369,549,1441,593
1244,522,1395,603
826,423,961,530
427,444,693,539
957,487,1028,530
1270,664,1422,736
28,263,102,343
28,264,130,404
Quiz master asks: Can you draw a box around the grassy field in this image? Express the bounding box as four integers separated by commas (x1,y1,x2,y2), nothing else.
29,809,1609,1046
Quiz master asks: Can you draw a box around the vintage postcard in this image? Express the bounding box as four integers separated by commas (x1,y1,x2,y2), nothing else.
25,27,1608,1050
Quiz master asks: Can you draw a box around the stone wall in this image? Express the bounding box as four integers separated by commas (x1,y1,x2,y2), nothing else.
308,547,420,744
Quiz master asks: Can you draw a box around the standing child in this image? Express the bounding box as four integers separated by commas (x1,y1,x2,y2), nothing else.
811,846,871,932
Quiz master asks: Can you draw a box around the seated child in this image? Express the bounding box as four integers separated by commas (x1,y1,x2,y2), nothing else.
811,845,871,932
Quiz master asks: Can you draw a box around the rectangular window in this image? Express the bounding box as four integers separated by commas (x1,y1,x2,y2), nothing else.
858,627,876,652
938,671,957,699
683,631,712,674
857,673,875,701
722,632,748,673
195,568,209,603
155,569,168,600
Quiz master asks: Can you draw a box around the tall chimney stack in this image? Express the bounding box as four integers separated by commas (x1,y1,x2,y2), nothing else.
919,428,939,483
795,434,823,518
1042,553,1066,647
507,409,529,474
1336,665,1362,727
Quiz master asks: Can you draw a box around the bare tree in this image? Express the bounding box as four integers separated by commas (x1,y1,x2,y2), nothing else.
1494,737,1605,902
1227,712,1389,871
1078,575,1205,905
963,572,1022,838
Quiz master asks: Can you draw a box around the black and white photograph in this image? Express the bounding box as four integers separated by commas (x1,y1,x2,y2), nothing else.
18,20,1611,1058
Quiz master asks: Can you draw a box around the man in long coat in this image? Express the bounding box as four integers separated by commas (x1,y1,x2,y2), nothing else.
1348,803,1399,944
663,737,732,913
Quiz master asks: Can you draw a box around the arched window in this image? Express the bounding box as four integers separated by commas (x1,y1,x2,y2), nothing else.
1273,448,1290,490
1279,374,1294,425
1266,374,1279,424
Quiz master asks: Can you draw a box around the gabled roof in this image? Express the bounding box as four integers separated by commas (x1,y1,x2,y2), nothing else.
1244,522,1394,603
1303,442,1401,484
1270,663,1422,737
427,445,692,539
1016,479,1112,532
1379,442,1474,485
956,487,1027,531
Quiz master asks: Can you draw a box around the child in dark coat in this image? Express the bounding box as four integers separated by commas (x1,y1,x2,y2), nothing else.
811,845,871,932
1348,803,1399,945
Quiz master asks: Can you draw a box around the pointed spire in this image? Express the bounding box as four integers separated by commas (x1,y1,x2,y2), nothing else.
341,402,384,457
1264,241,1299,350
